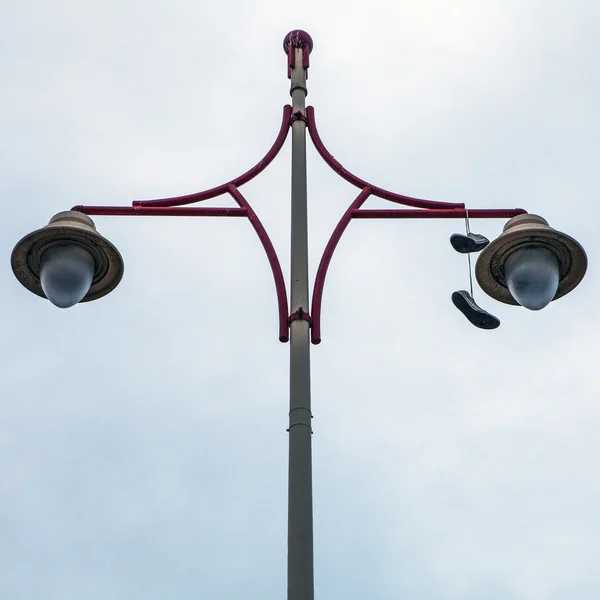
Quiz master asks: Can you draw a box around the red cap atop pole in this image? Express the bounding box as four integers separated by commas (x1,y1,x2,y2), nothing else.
283,30,313,78
283,30,313,54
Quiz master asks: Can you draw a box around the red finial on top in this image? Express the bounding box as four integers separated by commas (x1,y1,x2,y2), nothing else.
283,30,314,53
283,30,313,79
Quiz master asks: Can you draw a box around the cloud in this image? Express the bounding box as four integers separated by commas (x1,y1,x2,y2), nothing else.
1,1,598,599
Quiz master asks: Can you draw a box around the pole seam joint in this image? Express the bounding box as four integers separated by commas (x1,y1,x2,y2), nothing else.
286,423,313,433
289,407,313,416
290,85,308,98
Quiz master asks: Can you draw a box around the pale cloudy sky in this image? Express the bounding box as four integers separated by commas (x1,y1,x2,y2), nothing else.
1,1,599,599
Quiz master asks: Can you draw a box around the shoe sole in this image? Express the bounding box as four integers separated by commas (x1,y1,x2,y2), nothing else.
450,234,490,254
452,290,500,329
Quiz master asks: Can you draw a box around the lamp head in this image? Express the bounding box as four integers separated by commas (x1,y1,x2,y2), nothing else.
11,210,124,307
475,214,587,309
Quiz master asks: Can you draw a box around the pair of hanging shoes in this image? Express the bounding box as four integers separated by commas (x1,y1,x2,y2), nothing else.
449,230,500,329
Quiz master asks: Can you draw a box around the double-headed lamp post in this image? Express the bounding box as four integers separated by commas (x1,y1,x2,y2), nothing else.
11,30,587,600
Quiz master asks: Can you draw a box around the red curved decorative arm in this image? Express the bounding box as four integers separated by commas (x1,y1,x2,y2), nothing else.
227,185,289,342
307,111,528,344
72,100,528,346
136,105,294,208
73,106,294,343
310,187,371,345
306,106,464,210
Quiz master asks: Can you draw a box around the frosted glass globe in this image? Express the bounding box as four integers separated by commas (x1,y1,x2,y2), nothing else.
504,246,559,311
40,244,95,308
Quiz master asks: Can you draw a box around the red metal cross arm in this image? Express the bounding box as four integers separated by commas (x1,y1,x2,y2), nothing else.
305,106,527,343
73,106,294,342
73,104,526,344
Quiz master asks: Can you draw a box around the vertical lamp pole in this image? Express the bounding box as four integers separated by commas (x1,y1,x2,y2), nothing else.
9,29,588,600
287,33,314,600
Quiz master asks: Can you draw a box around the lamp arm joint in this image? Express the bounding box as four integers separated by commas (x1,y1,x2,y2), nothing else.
288,306,312,326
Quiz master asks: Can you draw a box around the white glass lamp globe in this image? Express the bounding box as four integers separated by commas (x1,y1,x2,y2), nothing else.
40,244,95,308
504,246,560,310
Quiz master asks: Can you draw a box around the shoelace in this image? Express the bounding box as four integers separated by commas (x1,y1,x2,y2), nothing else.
465,207,474,298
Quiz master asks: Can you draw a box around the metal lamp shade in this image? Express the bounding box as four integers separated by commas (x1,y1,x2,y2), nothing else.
11,210,124,303
475,214,587,306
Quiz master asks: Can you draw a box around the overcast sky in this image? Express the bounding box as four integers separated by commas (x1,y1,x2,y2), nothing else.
2,1,599,599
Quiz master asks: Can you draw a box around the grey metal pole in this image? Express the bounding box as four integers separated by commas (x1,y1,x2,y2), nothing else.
287,43,314,600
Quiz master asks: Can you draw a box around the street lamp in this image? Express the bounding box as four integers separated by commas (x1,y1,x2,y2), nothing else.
10,30,587,600
11,210,124,308
476,213,587,310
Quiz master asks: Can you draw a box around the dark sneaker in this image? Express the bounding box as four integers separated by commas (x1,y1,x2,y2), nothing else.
450,232,490,253
452,290,500,329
